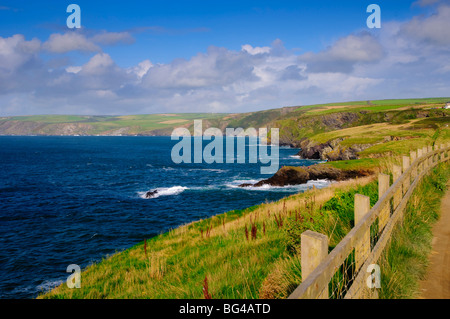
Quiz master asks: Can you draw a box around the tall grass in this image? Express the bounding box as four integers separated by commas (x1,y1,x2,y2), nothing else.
378,162,450,299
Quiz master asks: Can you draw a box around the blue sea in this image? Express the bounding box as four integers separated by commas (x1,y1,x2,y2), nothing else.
0,136,327,298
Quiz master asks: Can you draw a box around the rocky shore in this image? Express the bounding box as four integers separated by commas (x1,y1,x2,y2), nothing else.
239,164,374,188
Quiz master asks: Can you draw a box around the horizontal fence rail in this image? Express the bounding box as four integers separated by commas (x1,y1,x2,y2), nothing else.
288,143,450,299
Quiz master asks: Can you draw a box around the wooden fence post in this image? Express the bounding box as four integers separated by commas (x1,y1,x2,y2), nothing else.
378,174,390,234
402,156,410,196
392,165,402,210
355,194,370,271
410,150,417,181
423,146,428,170
417,148,423,174
301,230,329,299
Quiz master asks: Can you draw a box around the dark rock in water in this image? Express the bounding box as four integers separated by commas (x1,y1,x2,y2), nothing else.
239,183,254,188
145,190,158,199
238,164,374,188
254,166,309,187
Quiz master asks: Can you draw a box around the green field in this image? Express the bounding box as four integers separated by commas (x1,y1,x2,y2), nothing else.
297,97,450,116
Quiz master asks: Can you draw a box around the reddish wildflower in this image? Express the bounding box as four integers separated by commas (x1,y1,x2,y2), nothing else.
251,222,257,240
144,238,147,258
203,275,212,299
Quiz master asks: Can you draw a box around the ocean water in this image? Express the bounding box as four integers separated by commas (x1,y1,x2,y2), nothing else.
0,136,328,298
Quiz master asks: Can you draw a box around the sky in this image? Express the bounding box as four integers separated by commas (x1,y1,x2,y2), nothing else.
0,0,449,116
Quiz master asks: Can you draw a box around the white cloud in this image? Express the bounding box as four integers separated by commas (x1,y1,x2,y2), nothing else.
127,60,153,79
412,0,440,7
42,30,135,54
65,66,82,74
140,46,258,89
300,33,384,73
402,5,450,46
1,5,450,116
241,44,271,55
80,53,114,75
0,34,41,71
43,32,100,53
90,31,135,45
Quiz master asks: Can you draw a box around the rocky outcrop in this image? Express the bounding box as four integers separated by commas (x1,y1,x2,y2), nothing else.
296,138,373,161
239,165,374,188
0,120,47,135
277,112,362,148
296,135,419,161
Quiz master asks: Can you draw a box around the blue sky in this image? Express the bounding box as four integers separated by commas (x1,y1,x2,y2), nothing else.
0,0,449,115
0,0,429,65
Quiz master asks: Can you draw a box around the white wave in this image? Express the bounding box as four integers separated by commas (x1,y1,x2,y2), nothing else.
36,280,63,293
139,186,188,199
246,144,280,147
226,178,331,192
289,155,302,159
187,168,228,173
306,179,332,188
225,179,261,188
189,185,222,191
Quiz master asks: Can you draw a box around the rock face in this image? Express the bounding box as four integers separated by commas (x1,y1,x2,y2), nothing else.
297,135,420,161
0,121,94,136
297,138,373,161
240,165,373,188
277,112,361,148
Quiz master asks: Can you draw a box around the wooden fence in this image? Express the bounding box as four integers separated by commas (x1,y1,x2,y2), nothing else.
288,143,450,299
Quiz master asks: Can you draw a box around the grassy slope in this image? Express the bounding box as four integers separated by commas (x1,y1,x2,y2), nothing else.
40,176,378,299
379,162,450,299
40,163,450,299
37,97,450,299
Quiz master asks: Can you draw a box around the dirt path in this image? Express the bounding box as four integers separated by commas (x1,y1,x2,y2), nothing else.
419,181,450,299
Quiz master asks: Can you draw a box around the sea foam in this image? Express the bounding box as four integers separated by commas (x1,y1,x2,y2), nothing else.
139,186,188,199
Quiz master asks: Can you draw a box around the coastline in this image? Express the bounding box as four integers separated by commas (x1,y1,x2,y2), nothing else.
38,173,377,299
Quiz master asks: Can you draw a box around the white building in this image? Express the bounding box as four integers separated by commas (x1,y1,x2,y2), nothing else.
445,102,450,109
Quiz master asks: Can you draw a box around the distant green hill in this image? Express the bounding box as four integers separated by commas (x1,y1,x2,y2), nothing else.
1,98,449,139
